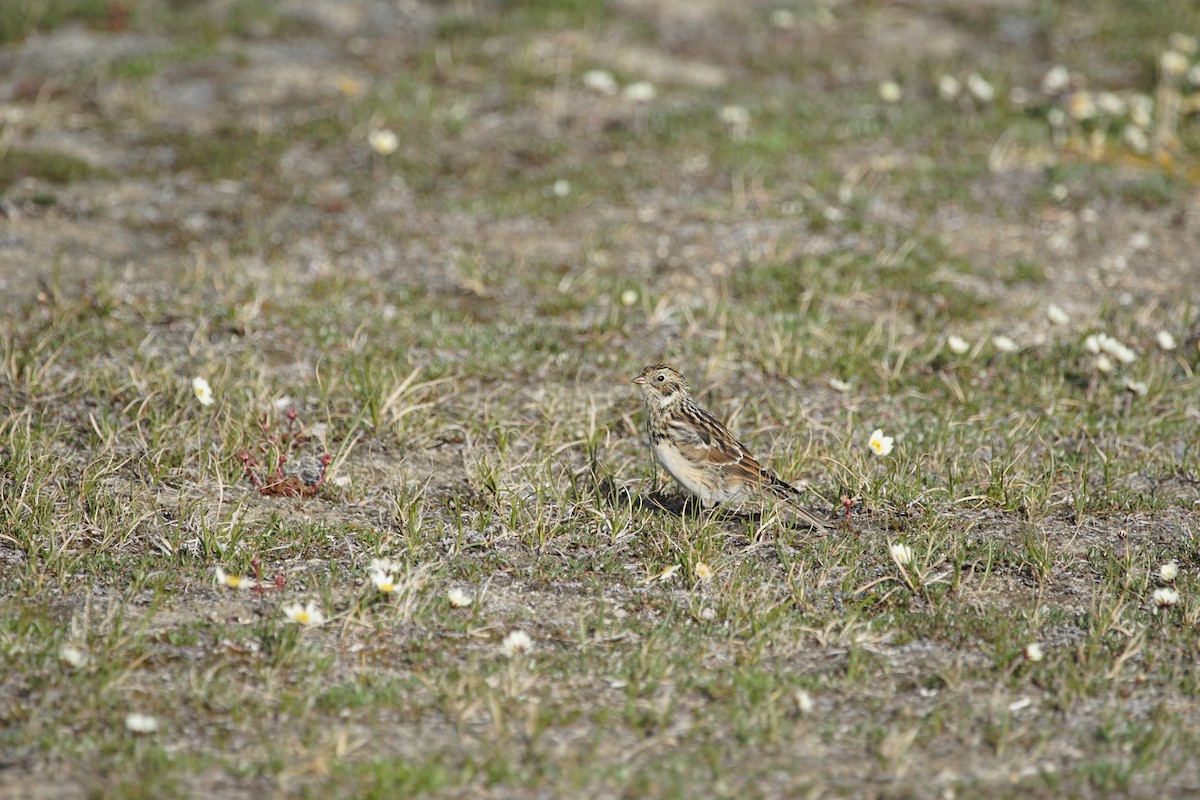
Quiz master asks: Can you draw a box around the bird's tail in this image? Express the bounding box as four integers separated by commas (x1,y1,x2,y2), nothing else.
762,470,829,532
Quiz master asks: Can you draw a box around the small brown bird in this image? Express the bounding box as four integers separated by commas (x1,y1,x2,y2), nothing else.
632,364,828,531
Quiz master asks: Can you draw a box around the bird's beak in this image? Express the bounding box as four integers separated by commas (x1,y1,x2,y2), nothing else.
632,375,646,385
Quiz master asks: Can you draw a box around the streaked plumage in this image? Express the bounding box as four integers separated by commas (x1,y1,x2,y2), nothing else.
632,364,827,531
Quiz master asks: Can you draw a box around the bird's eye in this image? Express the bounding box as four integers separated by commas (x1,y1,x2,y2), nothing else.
655,374,665,382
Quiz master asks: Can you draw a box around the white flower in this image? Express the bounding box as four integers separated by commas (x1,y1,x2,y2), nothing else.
946,334,970,355
829,377,852,393
868,428,894,457
1096,91,1125,116
694,562,714,582
59,644,89,669
283,601,326,626
1023,642,1044,662
770,9,798,30
1124,380,1148,397
794,689,814,714
447,588,472,608
719,105,750,126
369,557,401,574
1129,94,1153,128
552,179,570,197
1161,50,1189,77
623,81,656,103
332,474,351,488
619,289,639,307
1067,91,1096,120
582,69,618,95
1156,331,1177,351
1046,304,1070,326
889,543,913,567
1094,355,1114,374
992,335,1018,353
966,73,995,103
878,80,902,103
124,712,159,733
1050,183,1068,202
1152,587,1179,609
1107,341,1137,364
215,566,253,590
1129,232,1151,250
368,129,399,156
1123,125,1149,153
501,630,533,658
1170,33,1199,55
192,377,215,406
698,606,717,621
937,74,961,101
1084,333,1104,354
1160,561,1179,583
369,568,396,594
1042,65,1070,94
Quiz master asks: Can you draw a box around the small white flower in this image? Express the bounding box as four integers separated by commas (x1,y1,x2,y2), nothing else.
1094,355,1114,374
1170,33,1199,55
966,73,995,103
620,289,639,307
1161,50,1189,77
1129,231,1151,250
937,74,961,101
215,566,253,590
1046,304,1070,326
890,543,913,567
1156,331,1177,351
332,474,351,488
1152,587,1179,609
1129,94,1153,128
59,644,89,669
698,606,717,621
283,601,326,626
1122,125,1149,153
192,377,215,406
447,588,472,608
694,562,715,582
829,377,852,393
1042,65,1070,94
946,334,970,355
552,179,571,197
1124,380,1148,397
273,396,293,411
992,335,1018,353
368,129,399,156
1084,333,1104,354
794,689,814,714
719,105,750,126
1160,561,1179,583
369,557,401,574
623,81,656,103
582,69,618,95
878,80,902,103
1050,183,1068,202
1096,91,1125,116
770,9,797,30
868,428,894,457
1067,91,1096,120
370,568,396,594
124,712,159,733
1023,642,1044,662
501,630,533,658
1106,341,1137,364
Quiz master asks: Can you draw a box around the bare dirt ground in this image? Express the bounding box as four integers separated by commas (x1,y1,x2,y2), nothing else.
2,0,1200,798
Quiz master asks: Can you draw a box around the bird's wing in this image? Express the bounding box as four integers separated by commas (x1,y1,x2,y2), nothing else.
668,403,766,484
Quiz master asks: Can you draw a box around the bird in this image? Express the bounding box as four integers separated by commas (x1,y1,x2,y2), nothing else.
631,363,828,531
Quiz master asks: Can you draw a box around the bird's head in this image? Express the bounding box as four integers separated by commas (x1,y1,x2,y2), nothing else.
632,364,689,407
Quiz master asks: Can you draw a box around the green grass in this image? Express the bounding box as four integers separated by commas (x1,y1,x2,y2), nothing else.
4,0,1200,797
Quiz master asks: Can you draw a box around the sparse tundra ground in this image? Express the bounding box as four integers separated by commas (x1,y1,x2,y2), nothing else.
2,1,1200,798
